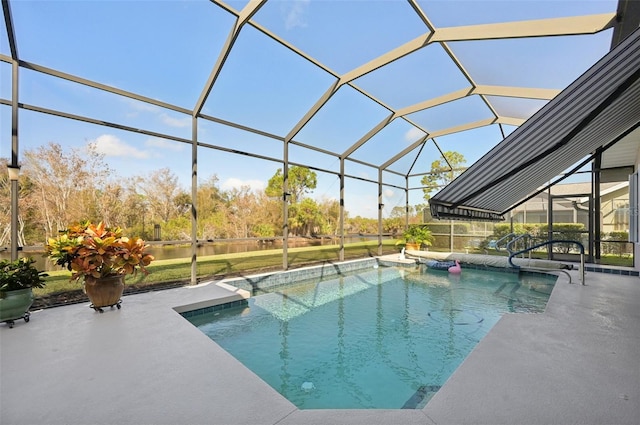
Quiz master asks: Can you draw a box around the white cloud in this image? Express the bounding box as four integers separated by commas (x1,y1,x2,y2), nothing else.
91,134,150,159
282,0,310,30
127,99,159,113
124,99,159,118
405,126,426,142
221,177,265,192
383,188,395,199
145,138,184,151
160,113,191,128
358,171,371,180
122,99,189,129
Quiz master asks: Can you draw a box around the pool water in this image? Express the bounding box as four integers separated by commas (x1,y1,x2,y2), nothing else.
188,266,554,409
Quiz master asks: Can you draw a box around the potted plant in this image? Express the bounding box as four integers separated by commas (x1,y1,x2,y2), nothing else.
0,258,47,328
45,221,154,312
402,225,434,251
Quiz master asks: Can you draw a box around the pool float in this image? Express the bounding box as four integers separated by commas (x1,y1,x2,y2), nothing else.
423,259,461,274
448,260,462,274
423,259,456,271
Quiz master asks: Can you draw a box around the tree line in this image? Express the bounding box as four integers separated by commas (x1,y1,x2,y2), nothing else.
1,142,435,247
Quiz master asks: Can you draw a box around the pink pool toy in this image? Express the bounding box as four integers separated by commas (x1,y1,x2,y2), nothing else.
448,260,462,274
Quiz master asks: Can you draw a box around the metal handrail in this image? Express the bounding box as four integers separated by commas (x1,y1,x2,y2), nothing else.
506,233,534,257
491,232,518,251
508,240,585,285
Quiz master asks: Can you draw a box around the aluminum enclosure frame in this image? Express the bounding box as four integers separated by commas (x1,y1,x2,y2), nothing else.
1,0,635,279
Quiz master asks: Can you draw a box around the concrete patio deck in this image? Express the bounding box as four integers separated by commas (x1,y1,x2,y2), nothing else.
1,260,638,425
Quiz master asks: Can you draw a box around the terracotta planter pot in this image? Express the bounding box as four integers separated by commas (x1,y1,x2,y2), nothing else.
405,243,421,251
84,275,125,312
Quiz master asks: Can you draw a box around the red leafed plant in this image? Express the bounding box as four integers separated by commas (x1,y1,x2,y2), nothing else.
46,221,154,282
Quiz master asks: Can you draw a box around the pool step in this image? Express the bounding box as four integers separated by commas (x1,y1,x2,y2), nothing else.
401,385,442,409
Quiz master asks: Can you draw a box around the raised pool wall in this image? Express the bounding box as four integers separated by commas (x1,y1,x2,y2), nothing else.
219,257,380,293
406,250,640,276
214,254,564,297
181,249,640,318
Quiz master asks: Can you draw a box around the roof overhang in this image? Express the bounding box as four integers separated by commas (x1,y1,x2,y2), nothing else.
429,26,640,222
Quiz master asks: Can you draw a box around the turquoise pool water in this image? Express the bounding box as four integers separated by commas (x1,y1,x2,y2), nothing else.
188,266,554,409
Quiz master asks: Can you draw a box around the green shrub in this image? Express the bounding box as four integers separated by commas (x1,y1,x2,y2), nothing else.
402,225,434,246
602,231,631,257
425,223,470,234
0,258,48,294
539,223,586,253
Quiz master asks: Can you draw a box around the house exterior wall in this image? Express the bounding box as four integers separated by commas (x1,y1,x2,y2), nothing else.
635,148,640,271
512,185,629,234
600,188,631,233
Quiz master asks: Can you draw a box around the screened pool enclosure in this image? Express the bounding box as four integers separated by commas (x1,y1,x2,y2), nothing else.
2,0,638,282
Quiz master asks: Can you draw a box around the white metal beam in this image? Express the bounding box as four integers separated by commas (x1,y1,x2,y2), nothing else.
194,0,267,115
395,87,472,117
473,85,561,100
427,118,497,139
432,13,617,42
496,116,526,126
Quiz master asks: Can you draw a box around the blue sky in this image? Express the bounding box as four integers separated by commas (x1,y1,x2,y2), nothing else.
0,0,618,218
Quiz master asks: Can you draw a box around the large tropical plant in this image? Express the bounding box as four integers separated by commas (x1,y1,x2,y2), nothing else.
45,221,154,283
402,225,434,247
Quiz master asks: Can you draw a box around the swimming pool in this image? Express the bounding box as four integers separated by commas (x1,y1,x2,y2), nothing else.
187,265,555,409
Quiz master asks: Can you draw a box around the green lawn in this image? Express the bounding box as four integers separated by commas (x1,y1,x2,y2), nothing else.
35,240,399,299
33,240,634,306
464,248,634,267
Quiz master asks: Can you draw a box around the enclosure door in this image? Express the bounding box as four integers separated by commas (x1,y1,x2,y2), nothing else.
548,194,592,263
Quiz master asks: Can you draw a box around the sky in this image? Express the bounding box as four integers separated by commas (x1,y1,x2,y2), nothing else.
0,0,619,218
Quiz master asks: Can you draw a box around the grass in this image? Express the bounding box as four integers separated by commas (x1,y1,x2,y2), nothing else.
597,255,634,267
34,240,399,299
464,248,634,267
33,240,634,306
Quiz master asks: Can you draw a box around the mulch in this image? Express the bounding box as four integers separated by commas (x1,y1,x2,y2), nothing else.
31,280,191,310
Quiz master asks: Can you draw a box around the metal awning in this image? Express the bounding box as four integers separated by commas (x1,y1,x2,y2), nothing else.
429,26,640,222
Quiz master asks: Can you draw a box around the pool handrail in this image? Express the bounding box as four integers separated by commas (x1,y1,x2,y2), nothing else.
506,233,534,257
492,232,519,251
508,240,585,285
